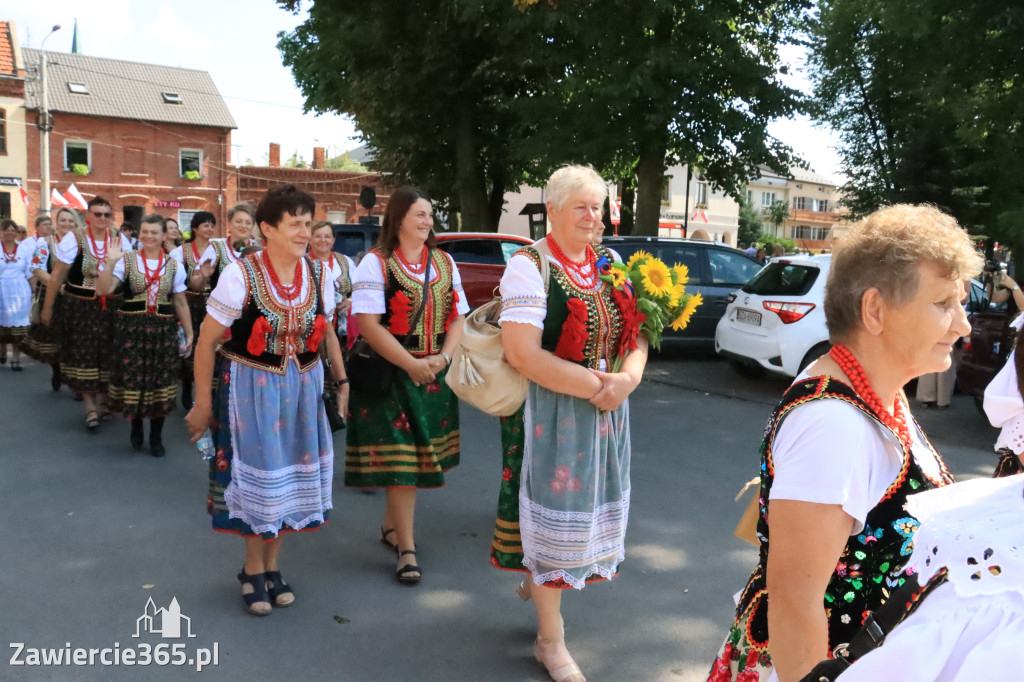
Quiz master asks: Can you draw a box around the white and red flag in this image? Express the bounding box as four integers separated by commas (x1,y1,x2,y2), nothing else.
690,208,709,223
16,180,29,206
64,184,88,210
51,188,70,207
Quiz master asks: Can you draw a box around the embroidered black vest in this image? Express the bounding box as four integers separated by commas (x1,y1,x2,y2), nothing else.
377,249,456,356
219,255,326,374
65,229,106,298
732,376,953,658
209,239,241,291
332,252,352,297
118,252,177,317
181,241,211,295
517,245,625,370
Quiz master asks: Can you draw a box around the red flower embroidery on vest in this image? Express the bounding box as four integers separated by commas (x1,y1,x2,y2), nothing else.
613,287,645,356
388,290,413,335
247,316,273,355
308,314,327,351
446,289,460,330
553,297,589,361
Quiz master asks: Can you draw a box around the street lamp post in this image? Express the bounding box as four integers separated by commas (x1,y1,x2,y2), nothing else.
39,24,61,217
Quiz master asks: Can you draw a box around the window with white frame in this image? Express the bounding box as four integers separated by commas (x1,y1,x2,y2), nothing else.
789,225,830,240
792,196,809,210
813,199,830,213
64,140,90,171
661,175,672,203
179,148,202,177
745,190,753,205
695,181,709,206
761,191,776,207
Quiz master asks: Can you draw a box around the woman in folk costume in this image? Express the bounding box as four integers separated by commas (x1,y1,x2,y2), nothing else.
41,196,133,431
170,211,218,409
344,186,468,584
706,205,980,682
308,220,355,345
186,185,347,616
189,203,256,294
0,219,34,371
99,213,193,457
22,207,79,388
496,165,649,682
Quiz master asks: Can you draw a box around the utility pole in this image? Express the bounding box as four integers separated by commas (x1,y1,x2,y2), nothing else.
38,25,61,216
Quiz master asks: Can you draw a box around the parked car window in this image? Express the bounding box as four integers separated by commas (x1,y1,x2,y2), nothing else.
334,231,369,259
438,239,503,265
743,263,819,297
612,243,705,285
708,249,761,285
500,240,524,263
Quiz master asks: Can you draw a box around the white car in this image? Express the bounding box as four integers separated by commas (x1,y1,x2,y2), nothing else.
715,254,831,377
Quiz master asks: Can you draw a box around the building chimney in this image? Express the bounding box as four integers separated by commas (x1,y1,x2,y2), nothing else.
312,147,326,170
269,143,281,168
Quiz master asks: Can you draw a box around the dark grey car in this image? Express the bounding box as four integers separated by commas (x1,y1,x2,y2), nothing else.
601,236,764,348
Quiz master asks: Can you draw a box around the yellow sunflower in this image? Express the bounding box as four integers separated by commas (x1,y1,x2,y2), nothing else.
668,283,687,307
626,250,652,269
609,267,628,289
672,263,689,286
639,258,674,297
670,293,703,331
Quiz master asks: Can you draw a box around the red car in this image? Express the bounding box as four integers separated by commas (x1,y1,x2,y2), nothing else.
434,232,534,308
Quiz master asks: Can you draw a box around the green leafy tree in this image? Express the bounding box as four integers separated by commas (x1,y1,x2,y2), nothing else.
764,200,790,237
737,196,763,246
325,148,366,172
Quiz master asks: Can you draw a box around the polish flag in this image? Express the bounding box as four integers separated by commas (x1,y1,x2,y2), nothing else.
64,184,88,210
690,209,709,224
51,188,70,207
610,200,621,222
16,180,29,206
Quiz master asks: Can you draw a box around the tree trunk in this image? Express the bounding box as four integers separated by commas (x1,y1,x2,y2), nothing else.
454,106,490,232
485,164,507,232
617,174,636,236
634,135,667,236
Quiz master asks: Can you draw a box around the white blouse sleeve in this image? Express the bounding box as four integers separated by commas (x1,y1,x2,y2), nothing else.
111,256,127,282
168,246,185,266
118,234,133,251
447,252,470,315
198,243,217,267
769,399,899,534
499,252,546,329
985,342,1024,454
351,252,386,315
29,240,49,274
56,231,79,265
320,264,336,323
171,260,187,294
206,262,246,327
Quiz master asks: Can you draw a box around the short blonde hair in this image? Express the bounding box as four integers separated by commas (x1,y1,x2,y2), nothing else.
825,204,983,341
546,164,607,211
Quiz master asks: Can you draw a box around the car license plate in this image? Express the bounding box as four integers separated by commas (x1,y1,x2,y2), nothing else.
736,309,762,326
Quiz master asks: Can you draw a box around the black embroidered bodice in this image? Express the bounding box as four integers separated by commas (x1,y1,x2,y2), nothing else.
377,248,456,356
118,252,178,317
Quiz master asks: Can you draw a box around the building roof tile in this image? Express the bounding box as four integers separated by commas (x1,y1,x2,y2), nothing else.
23,48,236,129
0,22,15,76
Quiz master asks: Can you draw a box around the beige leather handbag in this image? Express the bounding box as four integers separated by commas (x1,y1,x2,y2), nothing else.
445,243,550,416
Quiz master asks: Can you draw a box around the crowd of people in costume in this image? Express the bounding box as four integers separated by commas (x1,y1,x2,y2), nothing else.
2,165,1023,682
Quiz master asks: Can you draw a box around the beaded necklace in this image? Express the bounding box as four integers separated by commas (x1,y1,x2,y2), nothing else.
395,244,428,274
140,250,165,312
1,242,16,263
261,251,302,302
547,236,597,288
87,227,109,261
829,344,912,450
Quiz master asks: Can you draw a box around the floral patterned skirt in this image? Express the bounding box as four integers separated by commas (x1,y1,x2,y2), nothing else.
207,356,333,538
59,293,117,391
21,287,61,363
107,312,179,419
343,367,460,488
707,620,773,682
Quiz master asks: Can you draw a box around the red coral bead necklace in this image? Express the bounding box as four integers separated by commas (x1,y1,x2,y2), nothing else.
829,344,912,450
141,250,165,312
395,244,428,274
547,235,597,288
87,226,109,261
261,251,303,302
1,242,16,263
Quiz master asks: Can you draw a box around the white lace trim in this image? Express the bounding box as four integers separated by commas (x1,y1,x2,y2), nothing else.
906,474,1024,597
226,507,332,537
498,312,544,329
995,413,1024,456
521,557,625,591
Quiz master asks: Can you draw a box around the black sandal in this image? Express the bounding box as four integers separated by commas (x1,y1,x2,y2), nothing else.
264,570,294,608
236,568,271,616
380,526,398,553
396,549,422,584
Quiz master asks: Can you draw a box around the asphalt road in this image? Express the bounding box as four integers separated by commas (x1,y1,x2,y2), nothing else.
0,351,999,681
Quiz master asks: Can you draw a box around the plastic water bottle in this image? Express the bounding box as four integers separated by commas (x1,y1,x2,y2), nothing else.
197,429,215,460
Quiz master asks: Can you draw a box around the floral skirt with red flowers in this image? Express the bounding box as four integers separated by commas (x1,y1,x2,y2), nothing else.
207,356,333,538
707,622,773,682
107,312,179,419
518,382,631,590
490,404,617,588
343,366,460,488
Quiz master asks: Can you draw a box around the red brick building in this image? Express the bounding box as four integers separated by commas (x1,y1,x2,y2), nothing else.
234,143,391,223
23,48,235,232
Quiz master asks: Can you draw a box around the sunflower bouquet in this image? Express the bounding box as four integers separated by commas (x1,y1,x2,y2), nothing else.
597,249,703,370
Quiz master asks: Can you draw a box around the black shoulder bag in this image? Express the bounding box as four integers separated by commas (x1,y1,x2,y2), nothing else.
347,249,432,398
